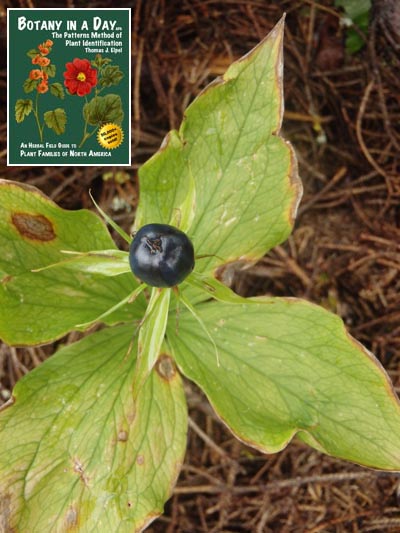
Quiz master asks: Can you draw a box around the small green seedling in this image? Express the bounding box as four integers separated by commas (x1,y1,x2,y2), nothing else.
1,18,400,532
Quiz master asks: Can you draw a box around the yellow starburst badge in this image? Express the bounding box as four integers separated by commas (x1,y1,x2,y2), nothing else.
97,123,124,149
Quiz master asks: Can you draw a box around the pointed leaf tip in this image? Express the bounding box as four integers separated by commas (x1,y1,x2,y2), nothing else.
138,17,302,279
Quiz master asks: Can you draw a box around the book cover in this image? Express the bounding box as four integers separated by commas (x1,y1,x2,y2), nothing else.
7,8,131,166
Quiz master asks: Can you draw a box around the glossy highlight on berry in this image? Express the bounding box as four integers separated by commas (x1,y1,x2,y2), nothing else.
129,223,195,287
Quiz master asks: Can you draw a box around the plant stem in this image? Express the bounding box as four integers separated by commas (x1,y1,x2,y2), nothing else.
78,96,98,148
78,127,98,148
33,91,43,142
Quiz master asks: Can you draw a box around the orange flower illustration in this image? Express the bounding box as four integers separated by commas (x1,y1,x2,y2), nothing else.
29,69,42,80
37,57,50,67
38,45,50,56
37,81,49,94
16,37,65,142
63,58,97,97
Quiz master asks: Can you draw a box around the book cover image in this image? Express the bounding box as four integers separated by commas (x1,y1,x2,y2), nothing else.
7,8,131,166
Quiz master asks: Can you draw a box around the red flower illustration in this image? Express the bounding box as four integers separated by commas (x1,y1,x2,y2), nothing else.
63,58,97,97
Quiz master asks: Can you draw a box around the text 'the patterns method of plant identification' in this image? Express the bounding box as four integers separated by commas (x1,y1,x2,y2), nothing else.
2,17,400,532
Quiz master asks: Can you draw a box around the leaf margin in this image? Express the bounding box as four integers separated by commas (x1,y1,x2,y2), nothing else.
167,295,400,471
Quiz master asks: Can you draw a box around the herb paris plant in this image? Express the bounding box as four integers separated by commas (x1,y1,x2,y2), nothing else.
2,18,400,532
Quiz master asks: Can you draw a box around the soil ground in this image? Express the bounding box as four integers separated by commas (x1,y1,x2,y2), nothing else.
1,1,400,531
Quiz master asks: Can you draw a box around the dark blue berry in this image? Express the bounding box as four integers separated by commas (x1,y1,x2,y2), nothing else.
129,223,195,287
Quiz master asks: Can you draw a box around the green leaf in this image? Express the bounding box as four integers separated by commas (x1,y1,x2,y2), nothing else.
168,298,400,470
89,190,131,244
43,63,56,78
335,0,371,21
99,64,124,87
185,272,245,303
0,180,145,345
168,162,196,233
344,29,365,54
335,0,370,53
32,249,131,277
0,325,187,531
44,108,67,135
76,283,147,330
49,82,65,99
23,78,38,93
345,10,369,54
134,288,171,396
137,18,302,276
15,99,33,123
83,94,124,126
134,130,193,232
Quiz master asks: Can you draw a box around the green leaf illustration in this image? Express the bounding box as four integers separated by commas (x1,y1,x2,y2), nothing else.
15,99,33,123
43,63,56,78
83,94,124,126
0,180,145,346
168,298,400,470
91,53,112,69
23,78,39,93
99,64,124,87
0,325,187,532
44,108,67,135
26,48,39,59
136,18,302,277
49,82,65,99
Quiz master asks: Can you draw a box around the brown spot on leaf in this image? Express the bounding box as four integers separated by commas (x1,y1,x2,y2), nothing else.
0,493,16,532
127,408,136,424
155,354,176,381
117,430,128,442
136,454,144,466
65,506,79,531
1,275,13,285
11,212,56,242
73,458,89,486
